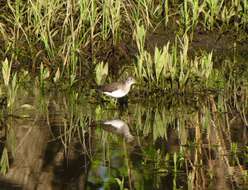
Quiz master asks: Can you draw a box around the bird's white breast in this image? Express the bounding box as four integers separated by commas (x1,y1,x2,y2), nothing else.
103,89,127,98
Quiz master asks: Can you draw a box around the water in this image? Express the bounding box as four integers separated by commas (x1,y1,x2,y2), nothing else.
0,54,248,190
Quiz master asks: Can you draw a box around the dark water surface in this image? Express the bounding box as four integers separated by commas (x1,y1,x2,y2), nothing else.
0,52,248,190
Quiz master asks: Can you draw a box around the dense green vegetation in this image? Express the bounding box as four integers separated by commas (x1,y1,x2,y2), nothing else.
0,0,247,89
0,1,248,189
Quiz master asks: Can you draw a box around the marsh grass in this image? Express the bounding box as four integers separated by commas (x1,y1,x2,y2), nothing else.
2,59,12,87
8,73,19,113
39,63,50,91
115,177,127,190
134,29,213,90
95,61,108,85
0,148,9,175
0,0,247,84
1,59,19,113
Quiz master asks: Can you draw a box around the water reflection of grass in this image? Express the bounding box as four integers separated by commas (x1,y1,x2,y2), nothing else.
0,77,247,188
84,87,247,188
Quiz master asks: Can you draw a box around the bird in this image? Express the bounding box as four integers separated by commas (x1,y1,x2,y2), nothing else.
102,119,134,142
98,77,136,98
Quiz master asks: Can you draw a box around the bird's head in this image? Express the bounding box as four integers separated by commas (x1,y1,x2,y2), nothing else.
125,77,136,86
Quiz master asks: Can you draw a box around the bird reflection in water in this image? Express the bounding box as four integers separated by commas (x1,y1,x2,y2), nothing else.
100,119,134,142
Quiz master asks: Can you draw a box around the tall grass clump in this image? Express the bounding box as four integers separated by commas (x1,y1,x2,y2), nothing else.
1,59,19,113
179,0,191,34
27,0,62,58
162,0,169,26
134,24,213,91
176,0,248,35
203,0,224,30
95,61,108,85
241,1,248,28
5,0,27,58
180,0,204,38
0,148,9,175
2,59,12,87
101,0,122,45
134,24,146,81
39,63,50,91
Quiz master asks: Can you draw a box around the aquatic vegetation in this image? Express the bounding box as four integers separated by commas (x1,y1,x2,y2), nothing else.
8,73,19,112
95,61,108,85
204,0,224,30
1,59,19,112
134,29,213,90
162,0,169,26
2,59,12,87
0,0,247,80
0,1,248,189
180,0,191,34
115,177,128,190
0,148,9,175
103,0,122,45
39,63,50,91
53,67,61,83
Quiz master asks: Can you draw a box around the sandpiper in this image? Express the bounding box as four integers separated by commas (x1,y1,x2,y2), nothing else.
99,77,136,98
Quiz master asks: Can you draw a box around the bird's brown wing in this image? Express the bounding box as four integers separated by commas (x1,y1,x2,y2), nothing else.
99,82,120,92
